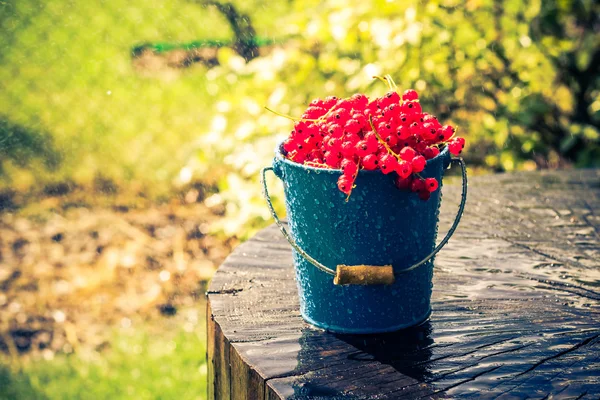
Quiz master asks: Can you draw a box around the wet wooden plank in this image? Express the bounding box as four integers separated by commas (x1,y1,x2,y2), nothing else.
230,345,265,400
266,361,436,399
207,302,232,400
207,169,600,399
207,301,215,400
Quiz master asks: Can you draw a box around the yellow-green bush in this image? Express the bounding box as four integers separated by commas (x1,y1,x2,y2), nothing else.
1,0,598,238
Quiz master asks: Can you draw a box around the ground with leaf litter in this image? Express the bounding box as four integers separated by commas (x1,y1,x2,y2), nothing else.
0,188,236,359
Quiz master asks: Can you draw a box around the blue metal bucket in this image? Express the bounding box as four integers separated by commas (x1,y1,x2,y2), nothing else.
262,144,467,334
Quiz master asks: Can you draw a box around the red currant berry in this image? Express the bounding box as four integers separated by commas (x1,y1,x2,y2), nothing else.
435,128,445,142
403,136,418,149
411,155,426,173
306,136,321,149
398,113,409,125
288,150,306,164
310,98,324,107
324,136,341,151
402,101,422,114
343,129,360,141
409,121,421,136
379,91,401,108
363,133,379,153
425,178,439,192
400,146,417,161
448,137,465,155
293,121,310,136
422,113,438,123
382,104,401,119
422,146,438,160
306,149,323,163
396,125,411,140
355,140,372,157
362,154,379,170
379,153,398,175
283,138,297,153
396,160,413,179
337,176,353,195
419,115,429,124
418,190,431,201
384,134,398,147
341,159,358,176
345,119,362,135
415,141,428,154
421,122,437,141
448,142,461,155
329,107,351,124
323,96,338,109
349,93,369,109
440,125,455,141
394,175,413,190
350,111,368,128
402,89,419,101
411,178,425,193
340,141,357,158
324,151,343,168
327,123,343,138
302,106,327,119
377,121,394,137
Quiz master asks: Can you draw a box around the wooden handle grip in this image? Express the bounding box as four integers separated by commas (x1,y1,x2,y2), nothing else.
333,265,395,285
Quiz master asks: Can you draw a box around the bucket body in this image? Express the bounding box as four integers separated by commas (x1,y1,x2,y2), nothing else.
272,145,452,334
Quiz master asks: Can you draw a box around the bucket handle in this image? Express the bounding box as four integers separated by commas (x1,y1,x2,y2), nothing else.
261,158,468,277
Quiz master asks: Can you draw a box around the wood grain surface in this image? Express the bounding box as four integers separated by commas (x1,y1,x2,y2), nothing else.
208,169,600,399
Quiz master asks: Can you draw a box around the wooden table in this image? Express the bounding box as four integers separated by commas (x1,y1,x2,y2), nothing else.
207,169,600,399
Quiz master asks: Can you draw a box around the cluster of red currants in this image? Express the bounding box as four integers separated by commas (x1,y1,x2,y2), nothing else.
280,88,465,200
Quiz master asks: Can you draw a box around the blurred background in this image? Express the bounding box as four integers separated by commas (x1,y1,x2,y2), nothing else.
0,0,598,398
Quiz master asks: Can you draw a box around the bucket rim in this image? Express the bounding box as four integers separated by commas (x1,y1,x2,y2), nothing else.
274,141,450,174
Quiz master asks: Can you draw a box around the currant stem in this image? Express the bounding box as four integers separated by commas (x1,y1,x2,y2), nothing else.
264,106,302,121
384,74,398,92
318,103,337,122
372,75,395,91
265,103,339,123
368,116,401,161
372,75,388,85
305,161,331,169
264,106,320,122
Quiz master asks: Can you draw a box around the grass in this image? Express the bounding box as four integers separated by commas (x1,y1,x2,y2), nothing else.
0,0,290,194
0,316,207,400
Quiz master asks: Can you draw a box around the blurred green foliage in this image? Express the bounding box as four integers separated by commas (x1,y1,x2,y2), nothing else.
0,326,207,399
0,0,598,236
0,116,60,174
